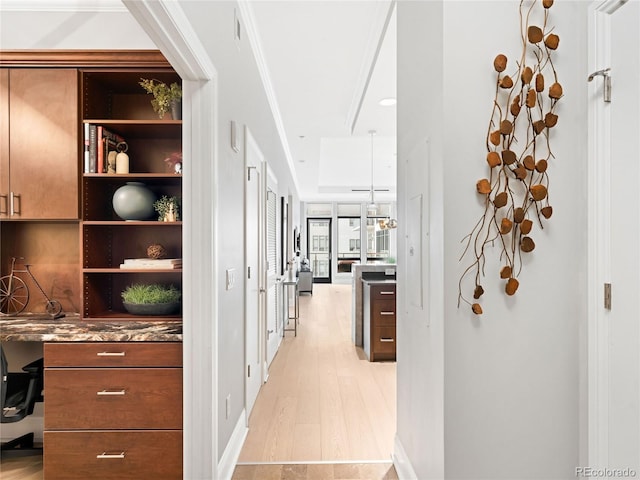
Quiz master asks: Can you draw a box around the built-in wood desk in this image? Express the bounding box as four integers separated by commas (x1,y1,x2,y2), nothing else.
0,316,183,479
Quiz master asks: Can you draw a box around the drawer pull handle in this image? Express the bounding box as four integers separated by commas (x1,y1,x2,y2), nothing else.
97,390,126,396
380,311,395,315
380,338,395,343
97,352,126,357
380,291,395,295
97,452,126,459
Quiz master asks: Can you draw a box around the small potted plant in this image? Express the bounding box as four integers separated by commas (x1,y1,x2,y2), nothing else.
121,283,181,315
153,195,181,222
139,78,182,119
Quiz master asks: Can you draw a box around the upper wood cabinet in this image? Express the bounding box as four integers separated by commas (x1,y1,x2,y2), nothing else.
0,69,78,219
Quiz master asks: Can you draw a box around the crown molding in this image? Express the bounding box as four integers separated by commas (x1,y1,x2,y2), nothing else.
0,49,169,67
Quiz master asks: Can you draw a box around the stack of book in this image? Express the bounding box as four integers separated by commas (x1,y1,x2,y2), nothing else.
119,258,182,270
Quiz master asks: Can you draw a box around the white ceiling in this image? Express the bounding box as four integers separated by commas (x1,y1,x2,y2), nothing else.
244,0,397,202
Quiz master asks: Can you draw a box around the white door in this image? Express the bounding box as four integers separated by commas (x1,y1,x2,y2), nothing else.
245,129,266,419
589,0,640,468
265,174,281,369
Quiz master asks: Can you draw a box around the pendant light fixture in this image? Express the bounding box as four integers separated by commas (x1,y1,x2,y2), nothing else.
367,129,377,216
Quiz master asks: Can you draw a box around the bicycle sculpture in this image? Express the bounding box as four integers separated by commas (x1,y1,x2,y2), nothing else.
0,257,64,318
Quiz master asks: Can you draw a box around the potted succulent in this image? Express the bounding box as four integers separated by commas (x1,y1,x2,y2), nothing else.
121,283,181,315
153,195,181,222
139,78,183,119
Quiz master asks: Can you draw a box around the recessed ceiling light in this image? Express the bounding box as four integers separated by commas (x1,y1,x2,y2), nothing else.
378,97,396,106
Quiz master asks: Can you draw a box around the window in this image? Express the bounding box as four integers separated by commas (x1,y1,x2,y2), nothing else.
337,216,360,273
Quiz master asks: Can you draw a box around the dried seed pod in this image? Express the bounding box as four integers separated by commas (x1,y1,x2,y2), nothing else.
521,236,536,252
545,33,560,50
493,191,508,208
535,159,548,173
523,155,536,171
520,219,533,234
493,54,508,72
528,26,544,44
500,265,512,279
545,112,558,128
541,206,553,218
500,75,514,89
510,101,521,117
502,150,517,165
549,82,563,99
473,285,485,299
500,217,513,234
489,130,501,146
487,151,502,168
533,120,546,134
505,277,520,296
530,184,548,201
543,0,554,8
521,66,533,84
500,120,513,135
526,89,537,108
477,178,492,194
514,165,527,180
535,73,545,92
513,207,525,223
472,303,483,315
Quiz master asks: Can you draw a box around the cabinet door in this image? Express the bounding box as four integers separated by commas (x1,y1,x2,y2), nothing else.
9,69,78,219
0,69,8,217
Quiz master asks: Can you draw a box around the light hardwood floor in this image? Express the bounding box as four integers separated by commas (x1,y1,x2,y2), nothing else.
237,283,397,463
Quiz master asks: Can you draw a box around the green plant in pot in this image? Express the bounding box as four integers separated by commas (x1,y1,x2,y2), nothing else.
153,195,181,222
139,78,182,119
121,284,181,315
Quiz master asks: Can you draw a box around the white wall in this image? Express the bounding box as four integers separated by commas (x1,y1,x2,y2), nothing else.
397,1,588,478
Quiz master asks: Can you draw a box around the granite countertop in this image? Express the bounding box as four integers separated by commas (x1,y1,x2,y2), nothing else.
361,279,397,285
0,314,182,342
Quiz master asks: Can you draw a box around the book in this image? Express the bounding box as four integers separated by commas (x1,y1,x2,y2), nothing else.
83,123,90,173
96,125,104,174
123,258,182,265
88,124,97,173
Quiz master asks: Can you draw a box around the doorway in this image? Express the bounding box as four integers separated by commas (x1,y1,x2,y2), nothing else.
307,218,332,283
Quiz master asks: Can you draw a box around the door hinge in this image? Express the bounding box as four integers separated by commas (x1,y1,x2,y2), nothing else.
604,283,612,310
248,266,251,279
247,365,250,377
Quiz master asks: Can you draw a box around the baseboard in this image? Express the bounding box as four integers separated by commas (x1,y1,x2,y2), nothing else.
393,434,418,480
217,409,248,480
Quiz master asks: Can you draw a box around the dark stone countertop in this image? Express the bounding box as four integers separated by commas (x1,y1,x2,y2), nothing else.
0,314,182,342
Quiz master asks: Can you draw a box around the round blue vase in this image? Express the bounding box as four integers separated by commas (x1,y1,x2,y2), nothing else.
112,182,156,220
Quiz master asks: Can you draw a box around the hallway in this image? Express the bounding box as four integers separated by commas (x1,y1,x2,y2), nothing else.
237,284,397,463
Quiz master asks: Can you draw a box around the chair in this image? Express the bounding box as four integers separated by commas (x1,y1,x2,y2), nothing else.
1,346,44,456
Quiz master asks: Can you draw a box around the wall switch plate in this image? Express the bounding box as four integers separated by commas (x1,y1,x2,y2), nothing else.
385,268,396,276
226,268,236,290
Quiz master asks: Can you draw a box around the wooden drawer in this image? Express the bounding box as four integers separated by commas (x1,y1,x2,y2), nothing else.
370,284,396,299
45,342,182,368
371,326,396,360
44,430,182,480
45,368,182,429
371,299,396,326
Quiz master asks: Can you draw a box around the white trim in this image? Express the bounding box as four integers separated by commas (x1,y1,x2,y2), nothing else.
121,1,220,478
217,409,249,480
236,1,301,199
392,435,418,480
344,0,396,135
587,0,619,467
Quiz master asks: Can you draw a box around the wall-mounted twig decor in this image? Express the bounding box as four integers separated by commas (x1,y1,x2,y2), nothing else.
458,0,562,315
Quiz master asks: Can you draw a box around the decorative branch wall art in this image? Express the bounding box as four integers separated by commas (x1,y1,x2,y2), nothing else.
458,0,562,315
